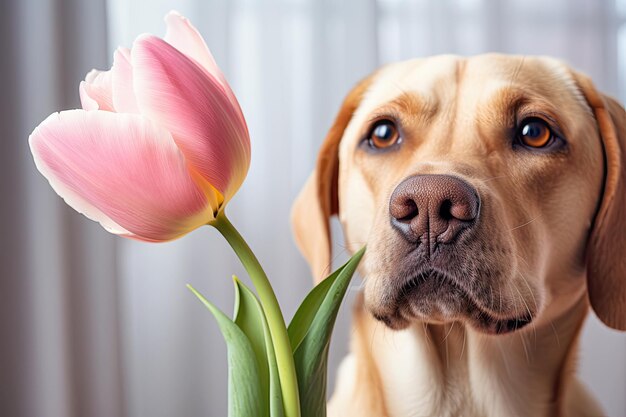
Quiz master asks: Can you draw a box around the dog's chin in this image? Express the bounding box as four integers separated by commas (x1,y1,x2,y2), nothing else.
369,270,533,335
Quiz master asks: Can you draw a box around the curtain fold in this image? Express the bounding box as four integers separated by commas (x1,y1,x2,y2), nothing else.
2,1,124,417
0,2,29,417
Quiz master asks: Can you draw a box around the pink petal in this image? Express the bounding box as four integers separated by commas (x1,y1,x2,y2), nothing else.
132,35,250,202
29,110,217,241
112,47,140,113
163,11,228,93
80,69,114,111
162,11,248,156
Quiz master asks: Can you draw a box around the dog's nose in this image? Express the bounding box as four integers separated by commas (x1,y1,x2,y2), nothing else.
389,174,479,246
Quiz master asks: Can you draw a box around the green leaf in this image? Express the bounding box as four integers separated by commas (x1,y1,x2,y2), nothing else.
187,284,263,417
290,247,365,417
233,277,284,417
288,268,337,353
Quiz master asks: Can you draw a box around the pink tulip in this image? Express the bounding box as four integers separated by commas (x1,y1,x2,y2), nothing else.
29,11,250,242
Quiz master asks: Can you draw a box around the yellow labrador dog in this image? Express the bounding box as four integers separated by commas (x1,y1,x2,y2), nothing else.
291,54,626,417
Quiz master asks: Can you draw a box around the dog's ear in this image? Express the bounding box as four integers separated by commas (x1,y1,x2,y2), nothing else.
291,75,374,282
574,72,626,330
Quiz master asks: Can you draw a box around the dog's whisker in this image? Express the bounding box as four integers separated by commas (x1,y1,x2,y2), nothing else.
422,321,432,352
459,326,467,361
443,321,455,342
497,339,513,380
517,268,539,313
370,319,380,353
510,282,532,364
550,321,561,348
514,252,532,268
512,279,533,322
335,240,369,249
445,325,450,371
513,256,540,345
509,215,541,232
509,279,537,363
513,328,529,365
476,174,509,184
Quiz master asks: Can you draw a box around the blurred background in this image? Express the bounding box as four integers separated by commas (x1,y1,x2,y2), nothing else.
1,0,626,416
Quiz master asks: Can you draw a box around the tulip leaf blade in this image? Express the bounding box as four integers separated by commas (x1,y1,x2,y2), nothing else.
287,269,337,353
187,284,263,417
291,247,365,417
233,277,284,417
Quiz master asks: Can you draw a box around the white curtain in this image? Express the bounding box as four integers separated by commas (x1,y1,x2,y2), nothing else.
2,0,123,416
2,0,625,416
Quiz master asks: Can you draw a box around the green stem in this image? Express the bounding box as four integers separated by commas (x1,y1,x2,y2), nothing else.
211,211,301,417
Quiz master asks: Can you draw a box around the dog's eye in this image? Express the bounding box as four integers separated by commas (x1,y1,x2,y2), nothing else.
517,118,553,148
368,120,400,149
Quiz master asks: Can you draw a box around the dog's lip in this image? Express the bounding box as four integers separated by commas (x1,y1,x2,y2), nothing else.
481,314,533,335
392,268,533,335
396,267,456,299
398,268,443,295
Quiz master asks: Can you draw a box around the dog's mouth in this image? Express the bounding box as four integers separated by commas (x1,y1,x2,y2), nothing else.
372,268,533,335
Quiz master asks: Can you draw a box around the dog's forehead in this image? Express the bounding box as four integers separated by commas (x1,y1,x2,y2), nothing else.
353,54,584,120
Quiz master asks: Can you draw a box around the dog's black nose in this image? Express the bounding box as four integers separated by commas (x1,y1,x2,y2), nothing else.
389,174,479,248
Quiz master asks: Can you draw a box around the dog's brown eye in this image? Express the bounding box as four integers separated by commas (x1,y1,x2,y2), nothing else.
518,119,552,148
368,120,400,149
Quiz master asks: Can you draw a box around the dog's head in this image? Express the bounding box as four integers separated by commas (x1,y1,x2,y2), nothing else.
292,54,626,334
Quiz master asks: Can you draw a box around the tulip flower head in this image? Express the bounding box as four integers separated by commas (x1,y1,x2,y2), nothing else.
29,11,250,242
